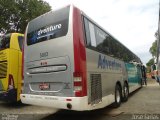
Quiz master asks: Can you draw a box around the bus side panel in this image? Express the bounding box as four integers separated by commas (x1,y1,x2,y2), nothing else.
9,49,19,98
125,63,141,93
86,49,124,105
11,33,23,101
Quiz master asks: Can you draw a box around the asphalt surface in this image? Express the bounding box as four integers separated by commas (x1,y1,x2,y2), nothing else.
0,79,160,120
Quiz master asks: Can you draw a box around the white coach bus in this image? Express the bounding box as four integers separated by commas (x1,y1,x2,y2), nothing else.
20,5,142,111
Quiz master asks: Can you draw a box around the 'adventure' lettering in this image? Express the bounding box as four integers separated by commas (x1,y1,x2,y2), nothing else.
98,54,122,71
37,24,62,36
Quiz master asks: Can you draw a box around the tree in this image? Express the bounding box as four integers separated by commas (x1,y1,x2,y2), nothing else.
146,31,158,67
0,0,51,33
149,40,157,58
146,58,154,72
146,58,154,67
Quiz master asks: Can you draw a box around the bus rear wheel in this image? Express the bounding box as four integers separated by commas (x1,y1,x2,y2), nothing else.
122,82,129,102
113,84,122,108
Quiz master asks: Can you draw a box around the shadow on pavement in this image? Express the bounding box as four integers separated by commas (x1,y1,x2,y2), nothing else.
41,104,125,120
0,101,28,109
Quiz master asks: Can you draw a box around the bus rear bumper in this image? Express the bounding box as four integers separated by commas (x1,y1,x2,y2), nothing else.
0,89,17,102
20,94,89,111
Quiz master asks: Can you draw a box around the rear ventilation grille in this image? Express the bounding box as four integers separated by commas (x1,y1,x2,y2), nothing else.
0,61,7,78
90,74,102,105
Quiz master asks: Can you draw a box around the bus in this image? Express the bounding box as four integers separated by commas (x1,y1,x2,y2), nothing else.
0,33,24,102
20,5,142,111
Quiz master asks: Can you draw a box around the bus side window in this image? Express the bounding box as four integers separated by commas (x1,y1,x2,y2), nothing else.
88,22,97,47
83,17,91,46
83,16,141,64
18,36,24,51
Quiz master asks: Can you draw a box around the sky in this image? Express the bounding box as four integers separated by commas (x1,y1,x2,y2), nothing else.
45,0,159,65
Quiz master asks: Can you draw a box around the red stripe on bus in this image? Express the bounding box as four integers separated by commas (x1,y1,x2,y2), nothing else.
73,6,87,97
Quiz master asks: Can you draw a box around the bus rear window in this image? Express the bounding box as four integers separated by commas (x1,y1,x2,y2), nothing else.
27,6,69,46
0,34,10,50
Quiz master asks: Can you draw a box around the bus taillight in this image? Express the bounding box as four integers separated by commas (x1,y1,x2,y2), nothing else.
73,72,83,97
8,74,15,90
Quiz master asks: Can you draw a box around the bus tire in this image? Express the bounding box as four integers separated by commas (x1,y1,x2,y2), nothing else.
122,82,129,102
113,84,122,108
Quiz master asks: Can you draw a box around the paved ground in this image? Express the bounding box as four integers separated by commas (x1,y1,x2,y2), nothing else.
117,79,160,114
0,79,160,120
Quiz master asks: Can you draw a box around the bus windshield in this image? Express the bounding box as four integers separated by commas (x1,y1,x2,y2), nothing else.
27,6,70,46
0,34,11,50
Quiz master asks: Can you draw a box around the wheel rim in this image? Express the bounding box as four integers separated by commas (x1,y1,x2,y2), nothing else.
124,86,128,97
116,89,120,103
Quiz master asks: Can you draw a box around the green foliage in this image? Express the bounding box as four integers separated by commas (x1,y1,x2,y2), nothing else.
146,58,154,67
0,0,51,33
149,40,157,57
146,30,158,67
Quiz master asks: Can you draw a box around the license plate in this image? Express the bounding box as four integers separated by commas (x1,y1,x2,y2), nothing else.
39,83,50,90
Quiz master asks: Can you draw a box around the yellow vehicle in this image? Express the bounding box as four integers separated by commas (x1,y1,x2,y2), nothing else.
0,33,24,102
